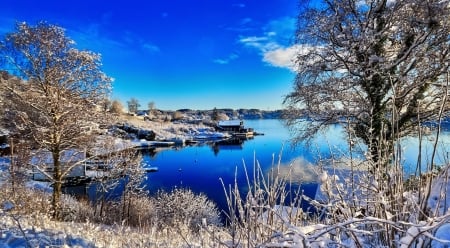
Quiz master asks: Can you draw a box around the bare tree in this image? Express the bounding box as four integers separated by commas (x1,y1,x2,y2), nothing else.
127,97,140,114
0,21,112,220
283,0,450,164
282,0,450,238
147,101,155,118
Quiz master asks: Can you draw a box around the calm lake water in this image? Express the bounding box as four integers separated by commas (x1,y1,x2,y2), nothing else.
142,119,322,212
86,119,450,213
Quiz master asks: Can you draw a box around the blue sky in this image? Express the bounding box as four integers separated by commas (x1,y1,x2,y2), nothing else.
1,0,299,110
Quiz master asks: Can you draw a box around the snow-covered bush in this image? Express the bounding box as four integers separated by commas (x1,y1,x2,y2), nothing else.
154,188,221,231
0,185,51,217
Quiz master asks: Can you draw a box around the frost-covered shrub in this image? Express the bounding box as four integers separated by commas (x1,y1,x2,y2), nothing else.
154,188,221,231
0,185,51,216
123,194,156,228
60,195,96,222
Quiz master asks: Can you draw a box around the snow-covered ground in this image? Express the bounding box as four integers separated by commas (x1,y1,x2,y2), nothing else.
122,118,219,140
0,210,165,247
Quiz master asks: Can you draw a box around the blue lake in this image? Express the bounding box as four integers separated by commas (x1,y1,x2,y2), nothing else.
142,119,322,212
87,119,450,213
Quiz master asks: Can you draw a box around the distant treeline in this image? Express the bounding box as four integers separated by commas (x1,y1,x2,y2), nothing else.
169,108,283,119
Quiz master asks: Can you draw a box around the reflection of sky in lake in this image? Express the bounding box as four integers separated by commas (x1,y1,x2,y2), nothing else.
401,134,450,176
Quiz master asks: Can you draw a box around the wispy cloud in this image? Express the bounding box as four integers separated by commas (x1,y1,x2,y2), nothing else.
213,53,239,65
142,43,160,53
238,16,298,71
240,18,252,25
69,23,125,54
225,17,256,32
69,23,160,59
239,36,280,52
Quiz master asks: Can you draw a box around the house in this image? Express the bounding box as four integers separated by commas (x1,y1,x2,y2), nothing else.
216,120,245,132
217,120,254,138
31,150,86,181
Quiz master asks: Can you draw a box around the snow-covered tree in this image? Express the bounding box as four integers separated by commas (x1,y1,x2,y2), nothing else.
127,97,140,114
283,0,450,242
284,0,450,164
0,21,112,220
148,101,155,113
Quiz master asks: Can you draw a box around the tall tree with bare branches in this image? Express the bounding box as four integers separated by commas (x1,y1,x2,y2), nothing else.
284,0,450,164
127,97,140,114
0,21,112,220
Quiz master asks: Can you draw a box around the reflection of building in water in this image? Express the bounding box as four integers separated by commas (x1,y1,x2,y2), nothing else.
211,138,247,155
215,138,244,149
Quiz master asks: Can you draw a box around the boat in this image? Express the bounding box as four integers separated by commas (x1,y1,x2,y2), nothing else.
143,166,159,172
135,140,175,148
193,132,231,140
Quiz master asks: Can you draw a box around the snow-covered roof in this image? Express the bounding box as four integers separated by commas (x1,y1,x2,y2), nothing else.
218,120,242,126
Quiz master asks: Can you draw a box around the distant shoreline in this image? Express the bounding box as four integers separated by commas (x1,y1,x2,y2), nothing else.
135,108,284,120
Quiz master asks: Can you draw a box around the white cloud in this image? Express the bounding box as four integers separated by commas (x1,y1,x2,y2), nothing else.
238,16,299,71
263,45,299,71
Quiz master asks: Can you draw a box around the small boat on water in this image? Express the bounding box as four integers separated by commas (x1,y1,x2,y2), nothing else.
143,166,159,172
193,132,231,140
135,140,175,148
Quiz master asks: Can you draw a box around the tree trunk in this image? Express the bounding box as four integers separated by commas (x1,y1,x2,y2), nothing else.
9,137,15,197
52,150,62,220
